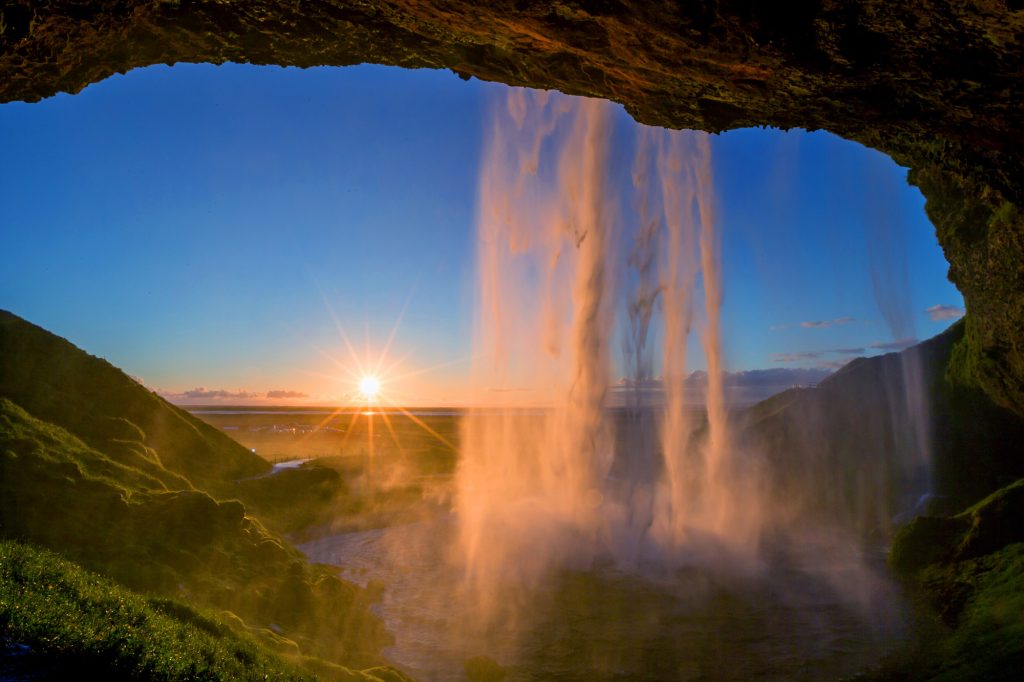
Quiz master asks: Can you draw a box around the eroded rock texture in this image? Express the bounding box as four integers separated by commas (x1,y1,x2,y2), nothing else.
1,1,1022,412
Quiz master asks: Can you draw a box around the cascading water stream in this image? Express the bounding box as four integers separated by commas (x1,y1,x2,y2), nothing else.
456,90,764,614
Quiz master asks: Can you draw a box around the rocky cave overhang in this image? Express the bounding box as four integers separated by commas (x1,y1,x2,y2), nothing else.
1,0,1022,414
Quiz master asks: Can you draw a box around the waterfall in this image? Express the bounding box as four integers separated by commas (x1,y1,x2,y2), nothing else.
456,89,762,617
453,87,929,640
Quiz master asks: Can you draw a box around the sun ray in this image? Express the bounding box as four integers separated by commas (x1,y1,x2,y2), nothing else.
366,410,375,490
312,286,465,464
311,346,354,374
383,355,473,384
385,401,459,453
299,405,349,445
376,350,416,380
335,410,362,454
378,410,406,458
373,284,418,376
320,294,370,378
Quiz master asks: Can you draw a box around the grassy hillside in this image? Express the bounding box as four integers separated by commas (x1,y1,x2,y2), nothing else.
0,540,310,680
0,541,410,681
0,398,392,668
0,309,269,489
0,310,408,678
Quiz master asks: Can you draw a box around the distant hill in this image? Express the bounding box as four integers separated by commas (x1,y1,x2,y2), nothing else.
738,321,1024,536
610,367,831,408
0,309,269,489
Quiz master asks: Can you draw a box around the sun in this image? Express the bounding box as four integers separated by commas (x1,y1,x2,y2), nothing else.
358,375,381,402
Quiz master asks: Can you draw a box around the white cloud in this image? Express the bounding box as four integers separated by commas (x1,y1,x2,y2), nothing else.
926,304,965,321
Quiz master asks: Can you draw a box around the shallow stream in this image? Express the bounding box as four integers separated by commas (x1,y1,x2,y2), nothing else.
301,518,908,681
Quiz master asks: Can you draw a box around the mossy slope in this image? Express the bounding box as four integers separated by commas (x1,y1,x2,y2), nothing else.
876,479,1024,681
0,309,269,489
0,310,406,678
0,541,411,681
0,397,392,670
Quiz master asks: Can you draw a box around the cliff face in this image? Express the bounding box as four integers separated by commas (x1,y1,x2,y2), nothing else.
1,0,1022,412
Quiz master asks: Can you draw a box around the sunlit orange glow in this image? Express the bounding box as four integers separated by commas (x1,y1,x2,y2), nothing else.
293,297,462,476
359,375,381,401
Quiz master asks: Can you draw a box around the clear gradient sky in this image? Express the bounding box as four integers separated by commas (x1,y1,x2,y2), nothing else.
0,63,963,405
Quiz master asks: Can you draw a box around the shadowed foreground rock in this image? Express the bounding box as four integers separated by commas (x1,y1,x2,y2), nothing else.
1,1,1022,413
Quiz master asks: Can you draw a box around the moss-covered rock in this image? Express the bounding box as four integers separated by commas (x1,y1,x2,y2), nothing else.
878,478,1024,680
890,478,1024,579
909,167,1024,416
890,515,969,576
956,479,1024,561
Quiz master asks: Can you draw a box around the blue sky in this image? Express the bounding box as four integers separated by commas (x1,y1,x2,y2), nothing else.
0,63,963,404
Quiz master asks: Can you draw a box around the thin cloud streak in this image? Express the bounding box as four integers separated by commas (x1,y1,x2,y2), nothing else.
771,346,865,363
181,387,259,400
772,351,823,362
158,387,312,401
926,304,965,321
787,316,859,329
266,389,309,399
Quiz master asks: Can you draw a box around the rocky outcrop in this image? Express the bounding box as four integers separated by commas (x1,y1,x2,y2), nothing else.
1,1,1022,412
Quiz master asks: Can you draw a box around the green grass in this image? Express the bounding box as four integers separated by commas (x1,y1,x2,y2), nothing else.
0,396,393,670
0,540,313,680
0,541,414,681
0,308,407,671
